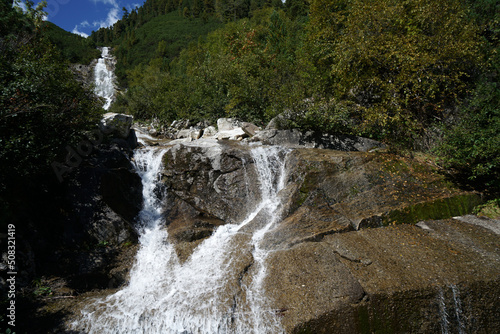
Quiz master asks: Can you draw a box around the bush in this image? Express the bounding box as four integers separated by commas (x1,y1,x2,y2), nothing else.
0,2,103,194
435,78,500,194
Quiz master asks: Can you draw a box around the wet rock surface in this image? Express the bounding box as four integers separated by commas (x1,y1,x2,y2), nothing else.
159,141,498,333
276,218,499,333
162,141,262,224
27,128,498,333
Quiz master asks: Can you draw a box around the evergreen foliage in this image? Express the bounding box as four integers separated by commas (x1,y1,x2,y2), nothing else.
0,1,103,194
42,21,100,65
103,0,497,193
3,0,498,194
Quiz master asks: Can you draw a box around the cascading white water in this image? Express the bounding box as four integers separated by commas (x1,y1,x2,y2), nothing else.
438,288,450,334
438,285,466,334
451,285,465,334
94,47,116,110
72,144,288,334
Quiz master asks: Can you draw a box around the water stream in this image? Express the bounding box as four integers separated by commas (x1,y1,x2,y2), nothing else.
72,143,288,333
94,47,116,110
438,285,466,334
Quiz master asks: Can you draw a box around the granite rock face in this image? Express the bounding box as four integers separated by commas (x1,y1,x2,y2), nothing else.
35,132,497,334
99,113,134,139
159,140,497,333
162,141,263,225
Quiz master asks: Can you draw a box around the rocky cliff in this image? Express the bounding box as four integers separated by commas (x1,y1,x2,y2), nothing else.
23,122,498,333
160,139,498,333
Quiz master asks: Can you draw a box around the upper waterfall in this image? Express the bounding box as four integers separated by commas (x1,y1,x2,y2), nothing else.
94,47,116,110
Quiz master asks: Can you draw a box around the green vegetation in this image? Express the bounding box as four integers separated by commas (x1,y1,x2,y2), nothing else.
474,198,500,219
32,278,53,297
95,0,498,195
111,12,223,84
2,0,498,198
42,21,100,65
0,1,103,197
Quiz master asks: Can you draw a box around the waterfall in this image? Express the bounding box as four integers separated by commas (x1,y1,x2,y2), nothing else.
438,288,450,334
451,285,465,334
438,285,466,334
71,144,288,334
94,47,116,110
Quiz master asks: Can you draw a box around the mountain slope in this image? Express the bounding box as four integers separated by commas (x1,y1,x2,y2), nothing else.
43,21,100,65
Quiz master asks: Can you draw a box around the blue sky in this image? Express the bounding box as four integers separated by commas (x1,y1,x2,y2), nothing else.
17,0,142,38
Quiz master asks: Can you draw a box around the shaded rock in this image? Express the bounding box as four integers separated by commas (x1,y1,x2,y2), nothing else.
70,60,98,87
100,167,143,222
251,129,385,151
99,113,133,138
165,197,226,262
252,129,304,147
33,144,142,293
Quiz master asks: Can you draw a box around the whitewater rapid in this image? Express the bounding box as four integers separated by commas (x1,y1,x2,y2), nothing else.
72,143,288,334
94,47,116,110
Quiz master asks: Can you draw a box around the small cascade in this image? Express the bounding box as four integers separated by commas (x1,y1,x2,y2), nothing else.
438,285,467,334
438,288,450,334
72,143,289,333
94,47,116,110
238,146,288,333
451,285,465,334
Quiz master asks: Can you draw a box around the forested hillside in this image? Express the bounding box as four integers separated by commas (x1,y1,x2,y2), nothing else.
0,0,103,212
43,21,100,65
2,0,498,197
91,0,498,195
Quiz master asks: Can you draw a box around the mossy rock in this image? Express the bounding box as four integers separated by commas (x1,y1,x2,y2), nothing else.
380,193,483,227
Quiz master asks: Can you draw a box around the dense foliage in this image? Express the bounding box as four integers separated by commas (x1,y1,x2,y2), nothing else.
0,0,103,195
43,21,101,65
99,0,498,193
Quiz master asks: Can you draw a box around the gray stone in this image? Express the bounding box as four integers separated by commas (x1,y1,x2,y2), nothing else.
190,129,203,140
176,129,193,139
99,113,133,138
202,126,217,138
241,122,260,136
217,128,247,140
217,118,241,131
251,129,385,151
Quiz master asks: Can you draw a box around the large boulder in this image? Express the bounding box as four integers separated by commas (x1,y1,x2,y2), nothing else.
158,142,495,333
44,144,141,291
217,118,241,131
99,113,133,138
241,122,261,136
162,141,262,225
266,218,499,333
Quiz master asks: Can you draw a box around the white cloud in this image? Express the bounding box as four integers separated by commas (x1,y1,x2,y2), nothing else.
14,1,49,20
93,6,120,29
130,3,140,10
91,0,121,29
92,0,119,6
81,20,90,27
72,25,89,38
